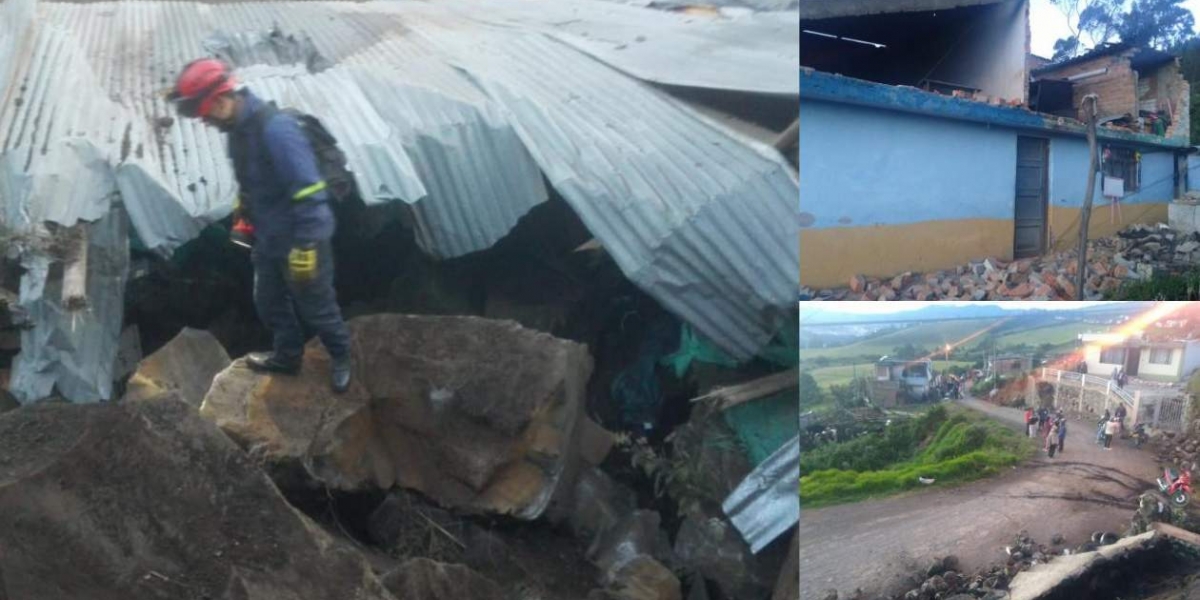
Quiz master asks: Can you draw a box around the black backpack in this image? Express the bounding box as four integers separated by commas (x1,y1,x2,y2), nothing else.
252,102,357,203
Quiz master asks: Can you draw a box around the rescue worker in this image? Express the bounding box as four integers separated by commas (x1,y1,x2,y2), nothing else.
168,58,352,393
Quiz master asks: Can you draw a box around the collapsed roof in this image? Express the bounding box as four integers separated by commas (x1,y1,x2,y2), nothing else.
0,0,799,402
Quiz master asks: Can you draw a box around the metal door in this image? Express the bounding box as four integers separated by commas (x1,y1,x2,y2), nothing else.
1014,137,1049,259
1125,347,1140,376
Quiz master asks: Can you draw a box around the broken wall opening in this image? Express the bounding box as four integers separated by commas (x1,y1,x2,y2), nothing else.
800,1,1028,102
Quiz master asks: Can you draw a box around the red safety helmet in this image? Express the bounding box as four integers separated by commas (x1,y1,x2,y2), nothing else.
168,58,236,119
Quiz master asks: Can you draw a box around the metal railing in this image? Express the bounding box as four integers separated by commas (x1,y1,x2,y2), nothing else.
1038,367,1188,432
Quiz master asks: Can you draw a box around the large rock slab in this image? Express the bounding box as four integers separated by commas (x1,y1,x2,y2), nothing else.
201,314,594,519
0,398,395,600
124,327,231,407
380,558,503,600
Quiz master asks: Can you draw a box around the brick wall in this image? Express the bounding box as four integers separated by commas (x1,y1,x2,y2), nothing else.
1037,52,1137,121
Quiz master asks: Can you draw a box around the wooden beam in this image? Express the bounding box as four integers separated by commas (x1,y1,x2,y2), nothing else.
773,118,799,153
61,227,89,311
691,367,799,410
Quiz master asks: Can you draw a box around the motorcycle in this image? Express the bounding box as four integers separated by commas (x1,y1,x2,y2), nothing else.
1157,468,1193,507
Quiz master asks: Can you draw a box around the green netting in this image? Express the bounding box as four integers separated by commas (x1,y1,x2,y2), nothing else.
723,389,799,467
661,318,799,379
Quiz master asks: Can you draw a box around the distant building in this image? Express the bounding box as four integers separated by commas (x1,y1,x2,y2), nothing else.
1078,332,1200,381
873,356,934,406
987,354,1032,378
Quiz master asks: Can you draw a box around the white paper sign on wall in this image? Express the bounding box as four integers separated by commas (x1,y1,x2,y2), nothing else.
1103,176,1124,197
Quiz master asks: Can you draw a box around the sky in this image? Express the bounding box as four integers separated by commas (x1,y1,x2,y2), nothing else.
801,301,1115,315
1029,0,1200,57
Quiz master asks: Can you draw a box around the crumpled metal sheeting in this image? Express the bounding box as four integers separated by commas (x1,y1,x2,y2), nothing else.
429,0,800,96
238,64,428,203
349,68,549,258
9,209,130,403
434,29,799,357
722,435,798,553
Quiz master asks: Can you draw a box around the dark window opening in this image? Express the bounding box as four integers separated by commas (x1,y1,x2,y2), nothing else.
1102,146,1140,193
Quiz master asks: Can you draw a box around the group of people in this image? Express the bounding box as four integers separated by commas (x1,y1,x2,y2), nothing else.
1024,406,1067,457
1095,404,1128,449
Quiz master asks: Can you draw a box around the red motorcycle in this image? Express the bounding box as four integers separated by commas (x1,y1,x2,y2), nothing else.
1157,468,1193,507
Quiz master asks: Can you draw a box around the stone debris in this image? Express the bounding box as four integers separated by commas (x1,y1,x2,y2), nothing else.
123,327,231,407
803,224,1200,301
881,533,1074,600
379,558,504,600
1150,413,1200,473
199,314,594,519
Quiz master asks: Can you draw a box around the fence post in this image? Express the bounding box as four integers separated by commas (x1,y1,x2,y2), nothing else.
1132,391,1142,427
1153,396,1163,429
1055,370,1062,408
1105,380,1113,414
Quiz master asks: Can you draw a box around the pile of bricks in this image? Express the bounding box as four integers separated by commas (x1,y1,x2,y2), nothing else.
803,224,1200,301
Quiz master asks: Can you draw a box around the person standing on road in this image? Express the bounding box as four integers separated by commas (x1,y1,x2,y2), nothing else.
1056,416,1067,454
1046,421,1060,457
168,59,353,393
1104,417,1120,449
1025,407,1036,437
1096,409,1111,445
1114,404,1128,437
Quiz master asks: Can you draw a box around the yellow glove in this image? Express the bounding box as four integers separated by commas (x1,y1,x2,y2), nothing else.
288,245,318,284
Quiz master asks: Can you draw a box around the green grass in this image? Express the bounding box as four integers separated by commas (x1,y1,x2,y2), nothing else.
1105,270,1200,301
988,321,1096,348
799,405,1034,508
799,320,998,362
806,361,974,390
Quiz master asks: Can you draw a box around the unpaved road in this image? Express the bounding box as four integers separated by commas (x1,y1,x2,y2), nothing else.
798,399,1161,599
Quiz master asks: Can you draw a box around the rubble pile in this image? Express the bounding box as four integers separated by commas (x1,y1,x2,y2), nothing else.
1150,413,1200,472
803,224,1200,301
0,399,397,600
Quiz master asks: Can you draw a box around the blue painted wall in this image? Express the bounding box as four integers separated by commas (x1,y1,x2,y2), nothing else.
1189,156,1200,192
801,99,1177,229
1049,138,1175,208
800,100,1016,228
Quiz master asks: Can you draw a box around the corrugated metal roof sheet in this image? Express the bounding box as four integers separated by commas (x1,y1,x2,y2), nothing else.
0,0,798,401
723,434,799,553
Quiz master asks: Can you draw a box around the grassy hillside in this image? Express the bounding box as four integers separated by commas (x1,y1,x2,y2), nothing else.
800,319,999,362
800,405,1034,508
988,321,1095,348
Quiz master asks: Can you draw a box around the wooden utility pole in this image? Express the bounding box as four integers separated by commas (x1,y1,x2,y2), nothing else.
1075,94,1100,301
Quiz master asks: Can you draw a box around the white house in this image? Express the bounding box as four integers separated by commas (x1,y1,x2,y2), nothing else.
873,357,934,406
1079,333,1200,382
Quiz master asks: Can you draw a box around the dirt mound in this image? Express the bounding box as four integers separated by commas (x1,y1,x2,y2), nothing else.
0,399,395,600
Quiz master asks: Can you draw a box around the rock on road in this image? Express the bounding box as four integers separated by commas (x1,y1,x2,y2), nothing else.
798,398,1160,599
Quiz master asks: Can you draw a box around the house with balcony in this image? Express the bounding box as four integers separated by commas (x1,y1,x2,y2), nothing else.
1079,332,1200,382
873,357,934,406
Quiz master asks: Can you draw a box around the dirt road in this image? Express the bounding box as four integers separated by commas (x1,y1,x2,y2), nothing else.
798,398,1161,599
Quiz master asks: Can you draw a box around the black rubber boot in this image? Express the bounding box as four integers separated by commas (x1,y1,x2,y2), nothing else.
246,353,301,375
331,356,352,393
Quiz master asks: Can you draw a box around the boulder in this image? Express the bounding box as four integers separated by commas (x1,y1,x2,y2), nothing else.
0,399,394,600
124,327,231,407
591,510,677,578
560,466,638,542
674,508,772,600
589,556,682,600
379,558,503,600
200,314,594,519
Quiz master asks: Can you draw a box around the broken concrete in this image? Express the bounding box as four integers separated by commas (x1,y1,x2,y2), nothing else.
1006,530,1159,600
806,223,1200,301
200,314,594,519
0,398,395,600
379,558,504,600
591,510,678,580
124,327,231,407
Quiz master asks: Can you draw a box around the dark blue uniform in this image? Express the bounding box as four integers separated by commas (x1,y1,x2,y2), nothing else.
228,89,349,363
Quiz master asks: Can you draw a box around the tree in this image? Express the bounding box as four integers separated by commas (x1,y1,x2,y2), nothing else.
1050,0,1193,60
1119,0,1195,49
1051,0,1125,60
891,343,923,360
799,372,824,407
